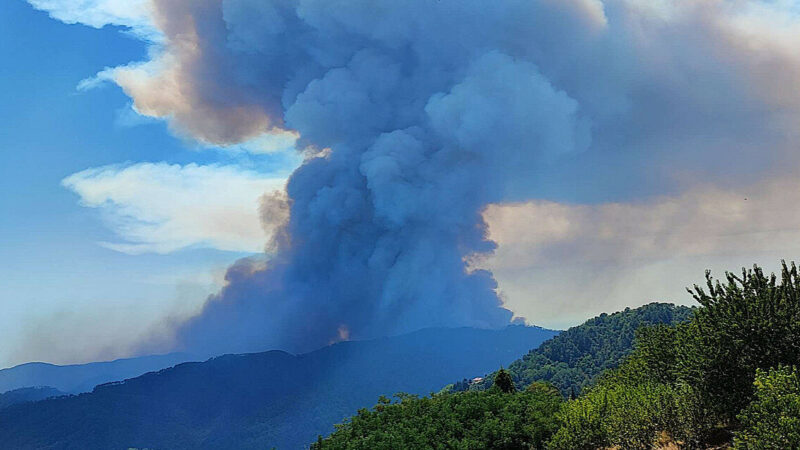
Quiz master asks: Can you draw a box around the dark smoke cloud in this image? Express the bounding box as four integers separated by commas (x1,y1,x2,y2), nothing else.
96,0,800,355
168,0,604,354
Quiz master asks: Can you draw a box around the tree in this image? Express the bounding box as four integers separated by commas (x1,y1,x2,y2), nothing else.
495,368,515,393
679,262,800,425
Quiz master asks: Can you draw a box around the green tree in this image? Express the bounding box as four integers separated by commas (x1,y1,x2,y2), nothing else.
495,368,515,393
680,262,800,425
632,324,679,384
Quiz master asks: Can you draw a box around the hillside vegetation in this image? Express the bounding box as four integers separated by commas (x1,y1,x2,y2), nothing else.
316,383,563,449
318,262,800,449
459,302,692,396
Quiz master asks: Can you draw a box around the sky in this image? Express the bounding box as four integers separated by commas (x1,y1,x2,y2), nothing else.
2,0,800,368
0,0,299,366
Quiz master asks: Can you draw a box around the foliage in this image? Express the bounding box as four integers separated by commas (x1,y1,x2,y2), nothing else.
471,302,693,396
547,262,800,449
315,383,563,449
734,366,800,449
547,364,687,450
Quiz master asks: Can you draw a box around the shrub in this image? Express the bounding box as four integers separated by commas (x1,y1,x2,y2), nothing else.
734,366,800,449
547,371,683,450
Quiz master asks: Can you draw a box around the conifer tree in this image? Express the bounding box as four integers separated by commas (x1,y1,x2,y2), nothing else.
495,368,516,393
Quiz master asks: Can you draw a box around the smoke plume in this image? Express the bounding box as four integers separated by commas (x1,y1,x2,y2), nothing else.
34,0,800,355
168,0,604,354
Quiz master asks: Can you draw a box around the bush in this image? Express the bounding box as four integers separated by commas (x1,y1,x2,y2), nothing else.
547,370,683,450
548,321,725,449
734,366,800,449
546,386,608,450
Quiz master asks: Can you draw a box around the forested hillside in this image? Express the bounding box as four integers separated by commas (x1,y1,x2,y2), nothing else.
0,326,555,449
0,386,64,410
457,302,692,395
319,262,800,449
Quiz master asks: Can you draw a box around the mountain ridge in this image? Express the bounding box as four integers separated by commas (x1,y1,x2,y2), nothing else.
0,352,201,394
0,325,557,449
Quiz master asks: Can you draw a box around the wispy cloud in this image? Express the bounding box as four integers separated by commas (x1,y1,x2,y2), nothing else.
27,0,158,40
63,162,287,254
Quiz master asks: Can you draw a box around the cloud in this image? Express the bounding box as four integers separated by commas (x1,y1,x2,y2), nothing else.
63,163,288,254
27,0,157,39
478,176,800,328
110,54,278,145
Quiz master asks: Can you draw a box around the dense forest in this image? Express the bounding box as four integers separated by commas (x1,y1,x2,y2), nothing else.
317,262,800,449
460,302,693,396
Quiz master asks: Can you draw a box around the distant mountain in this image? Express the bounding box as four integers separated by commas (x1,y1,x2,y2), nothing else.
0,353,199,394
0,386,65,410
0,325,557,450
465,302,693,396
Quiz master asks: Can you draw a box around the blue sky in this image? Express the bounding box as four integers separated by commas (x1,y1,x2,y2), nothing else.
4,0,800,367
0,1,296,367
